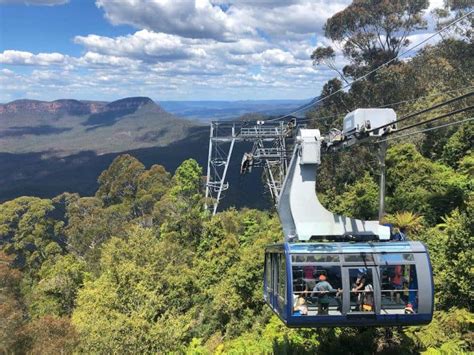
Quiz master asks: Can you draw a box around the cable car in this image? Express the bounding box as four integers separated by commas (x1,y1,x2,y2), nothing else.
206,117,435,328
264,241,433,327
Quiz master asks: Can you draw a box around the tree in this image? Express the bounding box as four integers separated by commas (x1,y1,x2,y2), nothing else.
442,122,473,169
324,172,380,220
419,202,473,310
28,254,87,318
311,46,349,83
72,226,196,353
133,164,171,218
96,154,145,206
0,197,65,278
155,159,205,244
20,316,78,354
0,252,25,353
65,197,131,264
386,144,468,224
323,0,429,76
383,211,424,235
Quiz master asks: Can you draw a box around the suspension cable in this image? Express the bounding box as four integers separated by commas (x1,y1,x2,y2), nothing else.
293,85,474,124
366,91,474,134
377,117,474,143
392,104,474,134
267,10,474,123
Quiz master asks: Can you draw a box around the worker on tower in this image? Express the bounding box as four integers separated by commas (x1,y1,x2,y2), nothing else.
240,152,253,174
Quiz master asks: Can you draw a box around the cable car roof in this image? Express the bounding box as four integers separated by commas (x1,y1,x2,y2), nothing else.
267,241,427,254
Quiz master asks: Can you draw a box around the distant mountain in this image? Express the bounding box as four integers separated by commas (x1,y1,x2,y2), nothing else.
0,96,277,210
160,99,311,121
0,99,107,117
0,97,201,156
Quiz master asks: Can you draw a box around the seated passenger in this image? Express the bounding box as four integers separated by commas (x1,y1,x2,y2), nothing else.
362,282,374,312
293,279,308,315
311,274,339,315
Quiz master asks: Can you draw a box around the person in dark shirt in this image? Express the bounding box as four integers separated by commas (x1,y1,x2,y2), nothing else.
312,274,339,315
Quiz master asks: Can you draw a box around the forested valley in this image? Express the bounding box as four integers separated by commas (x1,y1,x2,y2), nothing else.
1,1,473,354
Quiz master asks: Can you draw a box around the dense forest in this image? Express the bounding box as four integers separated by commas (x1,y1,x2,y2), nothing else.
1,1,473,354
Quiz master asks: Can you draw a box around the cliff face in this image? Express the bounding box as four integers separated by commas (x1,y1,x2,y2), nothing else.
0,97,162,116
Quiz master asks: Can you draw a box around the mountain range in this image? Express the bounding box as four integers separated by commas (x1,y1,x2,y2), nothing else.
0,97,271,209
0,97,198,156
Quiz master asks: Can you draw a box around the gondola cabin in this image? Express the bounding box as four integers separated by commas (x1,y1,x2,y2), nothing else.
264,241,433,327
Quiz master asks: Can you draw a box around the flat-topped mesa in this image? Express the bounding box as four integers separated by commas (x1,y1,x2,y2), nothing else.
0,97,163,116
105,97,157,112
0,99,107,116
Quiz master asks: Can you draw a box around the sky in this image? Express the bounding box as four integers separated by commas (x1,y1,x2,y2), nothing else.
0,0,444,102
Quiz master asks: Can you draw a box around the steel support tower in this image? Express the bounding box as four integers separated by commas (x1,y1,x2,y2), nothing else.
205,120,291,215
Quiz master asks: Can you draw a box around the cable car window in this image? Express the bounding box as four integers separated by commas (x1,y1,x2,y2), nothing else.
348,268,375,313
380,264,418,315
291,254,340,263
278,254,286,303
265,254,272,292
292,265,342,316
344,254,374,262
379,253,415,264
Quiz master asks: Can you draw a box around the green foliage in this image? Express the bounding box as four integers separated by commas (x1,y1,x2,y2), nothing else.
406,309,473,353
28,254,87,318
383,211,424,235
442,122,473,169
65,197,132,264
134,164,171,217
324,172,379,220
156,159,205,245
324,0,429,74
96,154,146,206
386,144,468,224
0,196,65,277
72,226,196,353
419,202,473,310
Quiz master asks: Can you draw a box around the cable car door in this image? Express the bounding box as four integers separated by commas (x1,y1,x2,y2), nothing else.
342,267,378,315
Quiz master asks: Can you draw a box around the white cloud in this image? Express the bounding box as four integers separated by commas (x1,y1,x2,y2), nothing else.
95,0,253,42
0,0,447,102
0,0,69,5
75,30,207,62
0,50,67,65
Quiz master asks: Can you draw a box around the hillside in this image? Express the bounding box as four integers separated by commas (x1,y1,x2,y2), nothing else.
0,97,199,156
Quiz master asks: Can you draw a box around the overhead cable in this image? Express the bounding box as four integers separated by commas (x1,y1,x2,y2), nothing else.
377,117,474,143
367,91,474,134
294,85,474,124
268,10,474,123
393,104,474,134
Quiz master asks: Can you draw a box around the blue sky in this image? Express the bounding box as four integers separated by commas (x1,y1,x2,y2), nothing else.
0,0,443,102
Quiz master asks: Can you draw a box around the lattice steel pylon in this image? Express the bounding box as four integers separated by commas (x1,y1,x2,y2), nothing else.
205,120,293,215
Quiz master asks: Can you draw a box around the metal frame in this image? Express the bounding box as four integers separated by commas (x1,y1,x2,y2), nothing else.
205,120,291,215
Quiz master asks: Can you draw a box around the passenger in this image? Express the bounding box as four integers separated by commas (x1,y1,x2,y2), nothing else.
362,282,374,312
405,267,418,314
392,227,407,241
293,279,308,316
352,272,368,311
390,265,404,303
311,274,339,315
286,118,296,137
303,265,316,289
240,153,253,174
